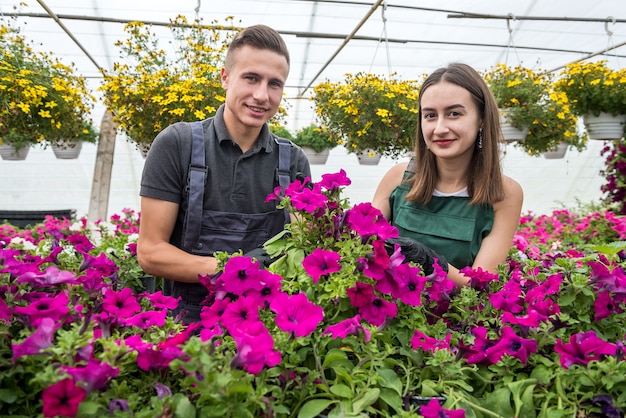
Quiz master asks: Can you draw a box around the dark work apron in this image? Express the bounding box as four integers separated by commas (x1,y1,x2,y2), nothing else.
166,122,291,324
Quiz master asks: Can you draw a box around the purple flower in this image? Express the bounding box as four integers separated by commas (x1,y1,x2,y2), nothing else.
485,326,537,365
359,296,397,326
41,379,86,418
347,282,375,308
411,330,452,353
17,265,80,287
319,169,351,190
219,256,264,296
289,188,328,214
62,359,119,392
102,287,141,318
594,291,621,320
153,382,172,399
303,248,341,283
323,314,371,342
462,326,494,365
392,263,426,306
555,330,618,369
231,321,281,375
220,296,262,338
270,292,324,337
460,266,498,291
145,291,180,310
345,203,398,241
489,281,524,313
420,398,465,418
123,309,167,329
13,291,69,327
12,317,59,361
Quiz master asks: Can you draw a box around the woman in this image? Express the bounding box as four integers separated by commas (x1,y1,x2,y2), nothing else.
372,63,523,286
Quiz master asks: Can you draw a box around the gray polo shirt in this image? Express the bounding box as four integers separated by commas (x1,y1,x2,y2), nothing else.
140,105,311,241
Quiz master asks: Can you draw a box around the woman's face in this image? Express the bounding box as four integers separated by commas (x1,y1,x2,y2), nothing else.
420,80,482,160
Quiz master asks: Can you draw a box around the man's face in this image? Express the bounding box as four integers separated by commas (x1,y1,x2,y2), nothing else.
221,45,289,131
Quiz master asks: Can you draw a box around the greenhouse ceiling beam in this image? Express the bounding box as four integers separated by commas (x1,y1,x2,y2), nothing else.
448,12,626,24
298,0,384,97
12,11,625,60
34,0,103,71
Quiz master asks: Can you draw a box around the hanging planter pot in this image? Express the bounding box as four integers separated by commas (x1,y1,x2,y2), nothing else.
0,144,29,161
357,149,381,165
583,112,626,141
543,142,569,159
499,109,528,142
51,141,83,159
301,146,330,165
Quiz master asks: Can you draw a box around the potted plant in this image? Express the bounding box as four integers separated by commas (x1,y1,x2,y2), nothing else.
484,64,586,155
99,16,236,155
292,124,337,164
0,18,95,160
555,60,626,140
312,72,420,160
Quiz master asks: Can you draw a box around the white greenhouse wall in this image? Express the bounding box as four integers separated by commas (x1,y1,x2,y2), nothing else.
0,136,609,221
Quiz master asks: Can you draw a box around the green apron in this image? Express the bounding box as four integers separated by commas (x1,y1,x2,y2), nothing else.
389,179,494,269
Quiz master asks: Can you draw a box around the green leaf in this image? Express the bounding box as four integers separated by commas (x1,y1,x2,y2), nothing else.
377,368,403,396
379,387,404,414
225,380,254,394
76,401,101,416
173,394,196,418
0,388,17,403
483,387,515,417
352,388,380,413
322,348,348,368
330,383,354,398
297,399,335,418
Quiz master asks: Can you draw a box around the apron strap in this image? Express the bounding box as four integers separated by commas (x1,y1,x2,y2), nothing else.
275,136,292,224
182,121,206,252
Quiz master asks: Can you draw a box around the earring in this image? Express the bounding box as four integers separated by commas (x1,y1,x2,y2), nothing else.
477,129,483,150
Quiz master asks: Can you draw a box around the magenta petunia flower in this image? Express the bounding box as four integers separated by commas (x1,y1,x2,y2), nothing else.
41,378,86,418
231,321,281,375
485,326,537,365
594,291,620,321
460,266,498,291
289,187,328,214
319,169,351,190
411,330,452,353
101,287,141,318
270,292,324,337
62,359,119,392
303,248,341,283
199,297,231,328
244,269,282,306
588,261,626,293
0,297,10,321
462,326,494,365
345,202,398,241
554,330,618,369
347,282,375,308
17,265,80,287
220,295,262,338
13,291,69,327
392,263,426,306
489,281,524,313
358,296,397,326
219,255,264,296
123,309,167,329
12,317,59,362
145,291,180,310
420,398,465,418
323,314,371,342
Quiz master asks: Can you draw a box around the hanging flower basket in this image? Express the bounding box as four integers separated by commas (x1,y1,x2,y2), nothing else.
543,142,568,159
301,147,330,165
499,109,528,142
584,112,626,141
51,141,83,159
356,149,382,165
0,143,29,161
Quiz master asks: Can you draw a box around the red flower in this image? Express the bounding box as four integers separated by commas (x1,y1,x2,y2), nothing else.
42,379,86,418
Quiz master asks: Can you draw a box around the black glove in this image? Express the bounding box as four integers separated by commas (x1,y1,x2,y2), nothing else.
384,237,448,275
243,247,275,268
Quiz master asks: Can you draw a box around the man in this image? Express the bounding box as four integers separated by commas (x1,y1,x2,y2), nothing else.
137,25,311,323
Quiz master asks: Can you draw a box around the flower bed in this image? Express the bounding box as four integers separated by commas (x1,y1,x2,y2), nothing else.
2,175,626,417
